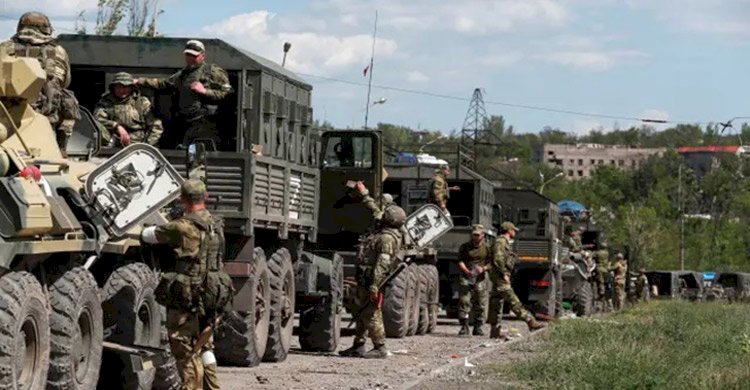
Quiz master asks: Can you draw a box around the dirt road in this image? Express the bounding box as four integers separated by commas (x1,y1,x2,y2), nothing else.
218,314,531,390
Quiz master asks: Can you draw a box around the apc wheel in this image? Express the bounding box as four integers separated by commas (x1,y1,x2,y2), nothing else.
100,263,161,389
299,254,343,352
47,267,103,390
383,265,411,338
215,247,270,367
0,271,49,390
152,314,180,390
573,282,594,317
264,248,295,362
416,266,429,335
406,266,419,337
425,265,439,333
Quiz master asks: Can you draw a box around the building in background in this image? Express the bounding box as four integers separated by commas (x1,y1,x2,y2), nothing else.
541,144,666,180
677,145,750,177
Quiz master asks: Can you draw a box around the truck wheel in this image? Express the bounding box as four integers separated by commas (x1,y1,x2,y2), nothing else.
152,314,181,390
383,264,411,338
426,265,439,333
99,263,161,389
47,267,103,390
406,266,419,337
215,247,270,367
0,271,49,390
299,253,343,352
263,248,295,362
416,265,429,335
573,282,594,317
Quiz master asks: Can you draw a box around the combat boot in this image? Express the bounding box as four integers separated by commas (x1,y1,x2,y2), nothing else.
363,345,388,359
472,322,485,336
339,343,366,357
527,318,545,332
489,324,504,339
458,318,470,336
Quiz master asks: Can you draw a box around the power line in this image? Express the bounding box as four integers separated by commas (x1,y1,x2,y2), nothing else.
298,72,709,125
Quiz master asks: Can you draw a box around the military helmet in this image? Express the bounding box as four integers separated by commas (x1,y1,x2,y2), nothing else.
110,72,135,87
382,205,406,228
17,12,52,35
181,179,207,201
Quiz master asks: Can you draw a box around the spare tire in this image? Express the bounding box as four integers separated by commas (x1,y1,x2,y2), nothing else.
0,271,49,390
215,247,270,367
382,264,411,338
263,248,295,362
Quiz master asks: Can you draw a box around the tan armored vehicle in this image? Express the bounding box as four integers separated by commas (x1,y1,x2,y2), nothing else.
0,47,184,389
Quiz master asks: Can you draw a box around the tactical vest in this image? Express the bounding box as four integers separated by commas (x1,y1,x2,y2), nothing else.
13,42,59,81
175,63,219,121
356,228,401,285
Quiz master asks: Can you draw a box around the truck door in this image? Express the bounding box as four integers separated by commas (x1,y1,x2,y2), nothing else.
318,131,382,238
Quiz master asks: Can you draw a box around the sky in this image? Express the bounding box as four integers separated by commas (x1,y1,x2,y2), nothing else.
1,0,750,135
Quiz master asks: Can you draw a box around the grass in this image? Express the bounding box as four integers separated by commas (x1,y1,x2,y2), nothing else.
487,301,750,390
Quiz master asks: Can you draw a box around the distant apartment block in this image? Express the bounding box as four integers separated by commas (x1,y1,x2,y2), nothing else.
677,145,750,177
541,144,666,179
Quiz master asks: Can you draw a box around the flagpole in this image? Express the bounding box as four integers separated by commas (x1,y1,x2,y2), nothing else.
364,10,378,130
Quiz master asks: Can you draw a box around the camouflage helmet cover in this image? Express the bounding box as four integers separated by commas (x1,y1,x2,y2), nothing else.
110,72,135,87
181,179,207,200
382,205,406,228
17,12,52,35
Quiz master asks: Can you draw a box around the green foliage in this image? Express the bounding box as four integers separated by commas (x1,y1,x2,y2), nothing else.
488,301,750,389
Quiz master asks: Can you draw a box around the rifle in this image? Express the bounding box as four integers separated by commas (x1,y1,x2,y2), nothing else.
192,315,221,355
347,261,409,328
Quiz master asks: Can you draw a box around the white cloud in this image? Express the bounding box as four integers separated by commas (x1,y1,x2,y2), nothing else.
536,34,646,70
405,71,429,83
571,119,606,135
202,11,398,74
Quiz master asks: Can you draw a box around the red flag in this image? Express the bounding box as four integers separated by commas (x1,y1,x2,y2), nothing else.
363,64,369,77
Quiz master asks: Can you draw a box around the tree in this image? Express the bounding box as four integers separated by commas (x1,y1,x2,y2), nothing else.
95,0,127,35
75,0,162,36
128,0,163,37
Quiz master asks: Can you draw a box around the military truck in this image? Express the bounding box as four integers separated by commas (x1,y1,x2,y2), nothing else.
59,34,444,369
380,146,495,319
0,49,187,389
646,271,704,300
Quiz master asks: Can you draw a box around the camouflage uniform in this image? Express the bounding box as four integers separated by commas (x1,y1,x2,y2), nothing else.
139,40,232,147
1,12,80,151
566,234,582,254
593,245,610,309
428,168,449,214
456,227,490,333
488,223,538,336
611,254,627,310
635,271,650,302
143,180,215,389
94,72,163,146
202,336,219,390
342,205,406,359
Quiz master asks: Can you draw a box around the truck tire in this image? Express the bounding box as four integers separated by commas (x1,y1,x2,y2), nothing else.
416,265,429,335
152,313,180,390
383,265,411,338
47,267,103,390
215,247,270,367
0,271,49,390
426,265,439,333
406,266,419,337
263,248,295,362
99,263,161,389
573,282,594,317
299,253,343,352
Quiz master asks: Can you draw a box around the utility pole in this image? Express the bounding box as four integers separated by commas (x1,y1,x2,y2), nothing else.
363,10,378,130
678,164,685,271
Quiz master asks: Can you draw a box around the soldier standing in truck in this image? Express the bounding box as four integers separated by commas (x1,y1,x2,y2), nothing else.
456,224,491,336
428,164,460,216
94,72,163,147
136,39,232,148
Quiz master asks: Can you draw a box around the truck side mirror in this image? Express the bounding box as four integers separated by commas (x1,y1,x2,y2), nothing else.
186,142,207,182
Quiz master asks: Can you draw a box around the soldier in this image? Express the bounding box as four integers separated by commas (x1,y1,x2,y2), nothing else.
593,241,610,311
565,226,583,254
137,39,233,147
428,164,459,216
355,181,394,221
1,11,80,153
611,253,628,310
456,224,491,336
141,179,220,388
94,72,163,147
487,221,544,339
340,205,406,359
635,268,649,302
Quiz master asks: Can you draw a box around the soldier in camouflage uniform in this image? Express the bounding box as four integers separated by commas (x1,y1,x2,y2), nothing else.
593,242,610,311
611,253,628,311
137,40,233,147
355,180,394,221
1,11,80,153
456,224,491,336
428,164,459,216
636,268,650,302
487,222,544,339
94,72,163,147
566,227,583,254
340,205,406,359
141,179,218,389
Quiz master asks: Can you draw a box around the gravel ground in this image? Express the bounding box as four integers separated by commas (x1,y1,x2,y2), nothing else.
218,313,531,390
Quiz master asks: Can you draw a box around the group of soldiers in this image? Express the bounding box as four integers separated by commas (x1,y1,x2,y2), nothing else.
2,11,232,155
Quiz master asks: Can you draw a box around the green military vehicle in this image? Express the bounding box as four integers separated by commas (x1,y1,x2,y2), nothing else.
0,48,186,389
383,147,495,319
59,34,445,372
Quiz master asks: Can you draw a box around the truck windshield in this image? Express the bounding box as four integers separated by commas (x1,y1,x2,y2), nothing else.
322,135,373,168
